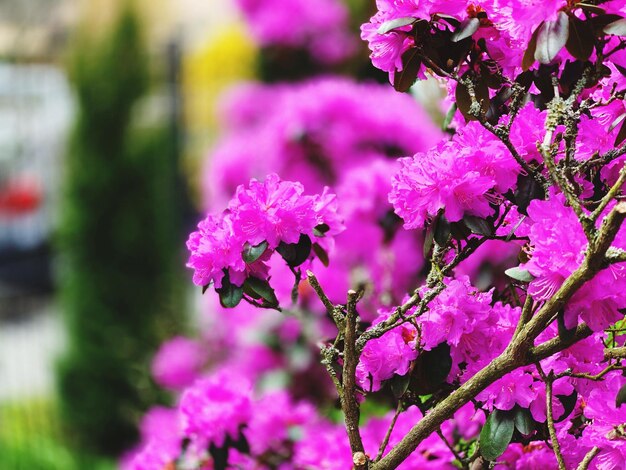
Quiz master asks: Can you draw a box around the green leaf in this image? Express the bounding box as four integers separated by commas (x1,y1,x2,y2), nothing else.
557,309,577,342
312,242,329,267
434,13,460,28
576,3,606,14
313,223,330,237
513,171,546,216
609,112,626,133
513,407,534,435
433,214,451,247
423,223,435,258
455,75,490,121
480,409,515,461
463,215,493,236
242,240,268,263
276,234,312,267
442,103,457,131
566,15,595,61
452,17,480,42
555,391,578,422
605,18,626,36
216,273,244,308
522,24,541,70
505,267,535,283
535,12,569,64
390,373,411,399
394,48,422,93
591,14,623,33
409,342,452,395
616,383,626,407
243,276,278,307
615,117,626,147
377,17,417,34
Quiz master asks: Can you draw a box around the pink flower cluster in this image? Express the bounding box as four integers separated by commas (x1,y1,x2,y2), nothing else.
151,336,207,390
234,0,355,64
205,78,440,207
128,0,626,467
522,193,626,331
186,173,342,293
363,0,626,84
357,307,419,391
123,370,317,470
203,78,438,311
179,369,253,450
390,122,519,229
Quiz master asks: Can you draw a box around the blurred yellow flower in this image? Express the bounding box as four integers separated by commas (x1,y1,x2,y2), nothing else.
182,24,257,177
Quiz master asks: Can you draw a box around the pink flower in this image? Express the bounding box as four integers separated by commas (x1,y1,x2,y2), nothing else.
244,392,315,456
477,368,537,411
234,0,355,64
523,193,626,330
187,174,343,298
390,141,495,229
121,407,181,470
356,308,419,392
524,192,586,302
179,369,253,448
151,336,206,390
229,174,320,248
581,374,626,469
360,19,415,74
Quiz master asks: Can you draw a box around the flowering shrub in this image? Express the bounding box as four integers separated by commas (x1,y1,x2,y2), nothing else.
126,1,626,469
234,0,355,64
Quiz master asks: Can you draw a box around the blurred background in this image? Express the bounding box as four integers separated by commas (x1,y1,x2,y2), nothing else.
0,1,252,468
0,0,445,468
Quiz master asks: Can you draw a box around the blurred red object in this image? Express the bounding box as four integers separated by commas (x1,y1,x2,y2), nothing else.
0,176,43,215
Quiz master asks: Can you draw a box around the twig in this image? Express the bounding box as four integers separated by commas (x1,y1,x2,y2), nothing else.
536,365,566,470
437,428,468,469
370,200,626,470
557,364,625,381
306,270,344,327
576,446,600,470
589,164,626,223
512,294,534,340
306,270,334,312
605,346,626,360
374,402,403,462
343,289,366,467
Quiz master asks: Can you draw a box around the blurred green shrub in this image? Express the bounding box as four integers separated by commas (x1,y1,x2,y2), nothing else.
0,400,114,470
56,3,183,457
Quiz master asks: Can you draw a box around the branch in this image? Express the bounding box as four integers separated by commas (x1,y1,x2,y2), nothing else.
605,346,626,360
576,447,600,470
536,365,566,470
374,402,403,462
579,142,626,174
306,270,344,327
371,200,626,470
589,164,626,223
557,364,625,381
343,288,366,467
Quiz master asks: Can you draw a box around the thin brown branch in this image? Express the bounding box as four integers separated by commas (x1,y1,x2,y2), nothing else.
536,365,566,470
576,446,600,470
605,346,626,360
343,289,366,467
557,364,625,381
371,199,626,470
374,402,403,462
590,164,626,223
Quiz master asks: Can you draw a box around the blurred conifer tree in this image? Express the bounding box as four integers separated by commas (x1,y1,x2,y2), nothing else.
56,2,184,456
